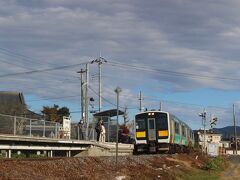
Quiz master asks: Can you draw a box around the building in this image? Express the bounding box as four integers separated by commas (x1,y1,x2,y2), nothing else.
0,91,43,135
0,91,42,119
196,130,222,156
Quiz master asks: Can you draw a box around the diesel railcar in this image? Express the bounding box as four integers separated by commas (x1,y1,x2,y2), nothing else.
134,110,194,153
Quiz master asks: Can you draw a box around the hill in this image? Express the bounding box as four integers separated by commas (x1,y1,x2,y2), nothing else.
213,126,240,140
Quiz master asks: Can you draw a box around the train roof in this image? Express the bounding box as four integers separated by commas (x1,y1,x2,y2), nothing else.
135,110,169,115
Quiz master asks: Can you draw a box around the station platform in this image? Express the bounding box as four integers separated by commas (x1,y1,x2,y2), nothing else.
0,134,134,158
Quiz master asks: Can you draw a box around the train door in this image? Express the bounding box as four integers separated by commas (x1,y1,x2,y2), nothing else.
148,118,156,141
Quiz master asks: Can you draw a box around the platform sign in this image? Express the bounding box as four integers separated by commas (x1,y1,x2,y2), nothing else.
63,116,71,139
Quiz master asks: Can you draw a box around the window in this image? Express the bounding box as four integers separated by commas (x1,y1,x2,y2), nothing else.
182,126,185,136
175,122,179,134
156,113,168,130
149,119,155,129
136,119,146,130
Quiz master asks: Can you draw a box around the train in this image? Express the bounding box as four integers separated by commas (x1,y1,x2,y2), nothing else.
134,110,194,153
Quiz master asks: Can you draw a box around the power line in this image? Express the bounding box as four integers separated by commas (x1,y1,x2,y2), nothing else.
107,61,240,82
28,95,80,102
0,61,89,78
0,58,34,70
0,47,57,67
88,85,137,109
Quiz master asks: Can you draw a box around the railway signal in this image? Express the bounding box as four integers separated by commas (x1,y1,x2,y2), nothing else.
210,117,218,127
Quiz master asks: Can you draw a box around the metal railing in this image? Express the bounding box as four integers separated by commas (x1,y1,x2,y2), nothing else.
70,116,118,142
0,113,121,142
0,113,61,138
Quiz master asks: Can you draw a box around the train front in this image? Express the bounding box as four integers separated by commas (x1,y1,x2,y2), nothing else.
134,111,170,153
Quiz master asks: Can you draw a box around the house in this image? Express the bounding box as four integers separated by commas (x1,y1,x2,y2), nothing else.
0,91,26,116
0,91,43,134
0,91,42,119
195,130,222,156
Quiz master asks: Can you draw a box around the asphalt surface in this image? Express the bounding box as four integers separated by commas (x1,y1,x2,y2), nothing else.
220,155,240,180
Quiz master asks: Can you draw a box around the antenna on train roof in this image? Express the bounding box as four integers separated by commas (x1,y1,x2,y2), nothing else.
160,102,163,111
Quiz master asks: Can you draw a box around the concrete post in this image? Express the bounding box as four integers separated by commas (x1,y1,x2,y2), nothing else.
67,151,71,157
8,150,12,158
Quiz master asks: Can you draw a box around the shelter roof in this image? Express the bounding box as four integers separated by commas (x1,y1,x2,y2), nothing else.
93,109,124,117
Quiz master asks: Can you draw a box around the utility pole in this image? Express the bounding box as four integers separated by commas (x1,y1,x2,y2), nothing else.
77,69,86,123
199,109,207,154
139,91,143,112
203,110,206,154
233,104,238,154
91,57,107,112
85,64,89,140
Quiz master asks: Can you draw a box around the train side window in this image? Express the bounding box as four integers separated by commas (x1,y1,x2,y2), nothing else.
182,126,185,136
174,122,179,134
136,119,145,130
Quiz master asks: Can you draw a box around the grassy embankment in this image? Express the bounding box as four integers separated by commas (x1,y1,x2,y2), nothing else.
182,156,226,180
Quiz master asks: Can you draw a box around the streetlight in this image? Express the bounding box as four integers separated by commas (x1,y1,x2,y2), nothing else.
115,86,122,168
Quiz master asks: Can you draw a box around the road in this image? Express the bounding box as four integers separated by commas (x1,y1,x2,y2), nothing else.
220,155,240,180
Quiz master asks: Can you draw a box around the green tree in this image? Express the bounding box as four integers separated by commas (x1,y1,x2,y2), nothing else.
41,104,70,124
58,106,70,123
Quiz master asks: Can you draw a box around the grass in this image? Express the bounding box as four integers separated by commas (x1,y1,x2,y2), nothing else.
183,168,219,180
181,156,225,180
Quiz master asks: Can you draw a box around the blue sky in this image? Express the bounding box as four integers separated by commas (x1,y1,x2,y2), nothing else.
0,0,240,130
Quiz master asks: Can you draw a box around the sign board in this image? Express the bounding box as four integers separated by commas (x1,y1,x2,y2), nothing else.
208,143,219,157
63,116,71,139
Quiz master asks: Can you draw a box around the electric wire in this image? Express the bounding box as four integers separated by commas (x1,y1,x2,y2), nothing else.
0,61,89,78
107,61,240,81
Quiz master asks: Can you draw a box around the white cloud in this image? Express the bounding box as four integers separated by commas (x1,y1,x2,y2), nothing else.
0,0,240,126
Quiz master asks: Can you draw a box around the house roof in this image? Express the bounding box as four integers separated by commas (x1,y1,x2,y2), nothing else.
0,91,25,104
0,91,26,115
0,91,42,119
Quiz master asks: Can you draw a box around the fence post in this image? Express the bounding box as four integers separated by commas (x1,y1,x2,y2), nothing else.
55,123,57,138
13,116,16,136
92,117,95,141
43,120,46,137
29,119,32,137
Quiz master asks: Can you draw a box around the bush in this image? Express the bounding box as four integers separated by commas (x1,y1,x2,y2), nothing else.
12,153,26,159
204,156,224,172
29,154,47,158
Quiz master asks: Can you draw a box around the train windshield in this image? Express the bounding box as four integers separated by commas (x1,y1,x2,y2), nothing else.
156,113,168,130
135,119,146,130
